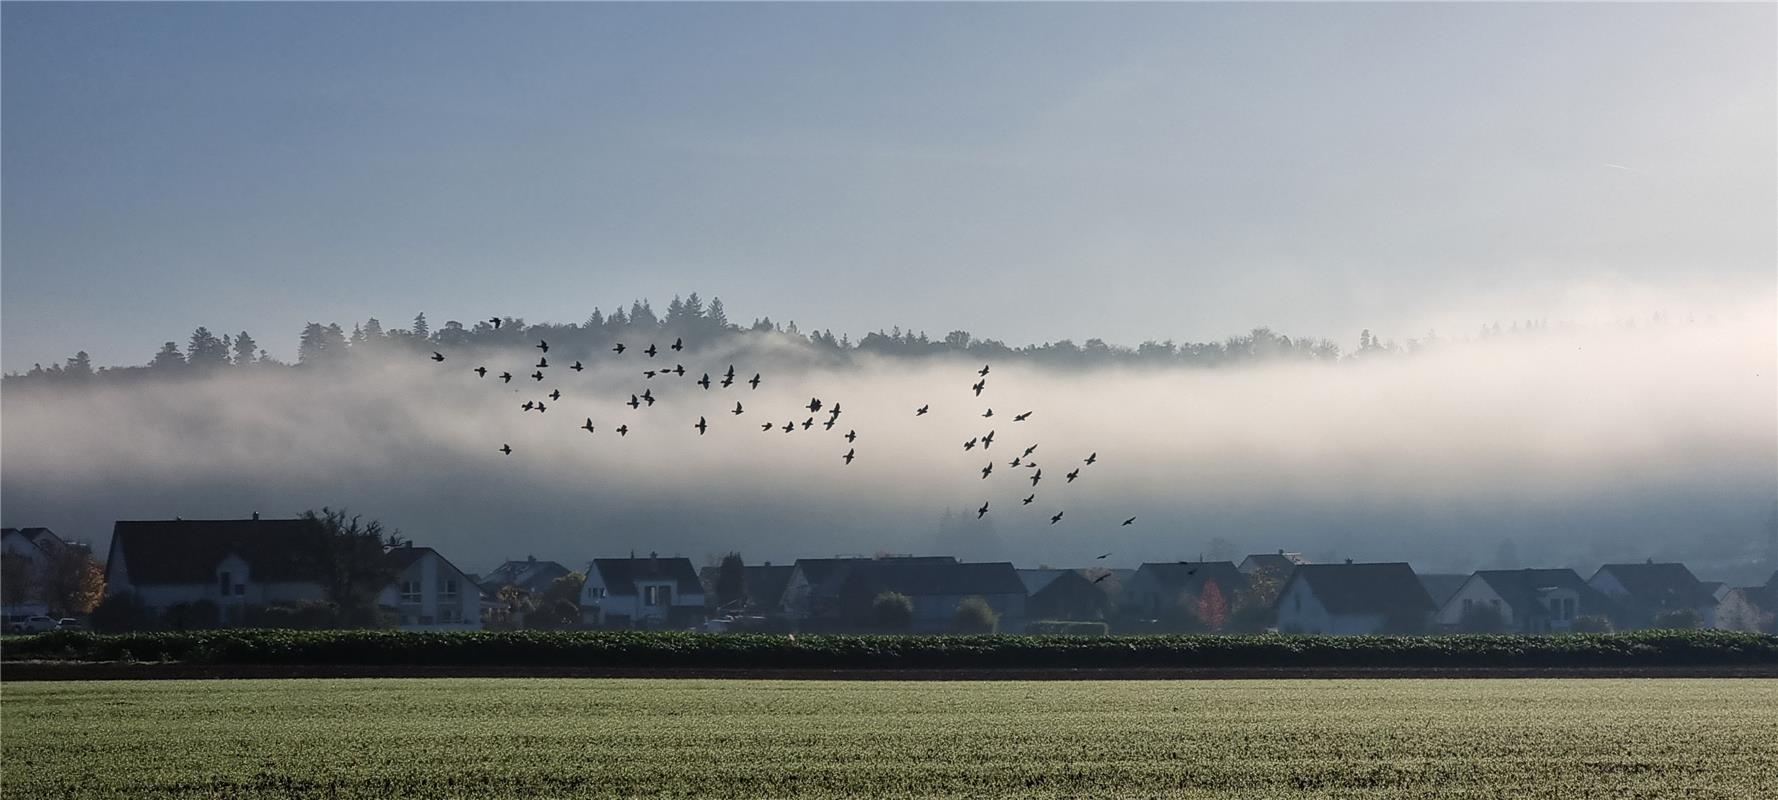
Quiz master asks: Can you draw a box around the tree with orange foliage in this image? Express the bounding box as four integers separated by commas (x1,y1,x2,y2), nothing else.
1196,579,1227,633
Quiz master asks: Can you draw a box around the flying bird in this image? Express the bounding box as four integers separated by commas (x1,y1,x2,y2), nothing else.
1093,573,1110,584
530,371,544,381
1066,469,1080,483
720,375,734,388
549,389,561,401
981,431,995,449
1022,444,1038,457
983,409,993,418
807,398,823,413
500,444,512,455
724,365,736,379
671,364,686,377
612,343,627,354
732,402,744,416
1096,553,1111,560
823,419,836,430
536,357,548,368
628,394,641,409
641,389,655,406
1014,412,1032,422
749,373,762,389
581,419,596,434
694,416,707,435
963,438,978,451
1085,453,1097,465
844,430,857,443
761,422,774,431
1031,469,1043,486
535,402,547,413
976,501,990,519
972,380,985,396
1008,457,1022,468
500,372,512,383
844,448,856,465
979,364,990,377
490,318,502,330
782,422,795,433
1050,511,1064,525
916,405,930,416
981,462,993,479
802,417,815,430
645,370,657,379
644,344,658,357
536,340,549,353
616,425,629,436
474,366,487,377
571,361,584,372
521,401,535,411
1122,517,1136,526
431,352,445,362
671,337,684,351
698,373,711,389
1021,494,1035,505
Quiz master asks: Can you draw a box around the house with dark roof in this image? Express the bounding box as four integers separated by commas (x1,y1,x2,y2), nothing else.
1587,562,1719,628
478,557,572,598
781,556,958,621
1018,568,1111,622
1123,561,1249,622
1238,551,1308,578
580,554,706,628
1416,573,1471,610
377,544,484,630
1714,572,1777,633
1274,563,1436,634
3,527,75,616
831,560,1026,632
698,563,795,615
1433,569,1612,633
104,518,336,623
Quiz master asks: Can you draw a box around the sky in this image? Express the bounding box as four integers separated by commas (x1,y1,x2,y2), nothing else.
4,2,1773,372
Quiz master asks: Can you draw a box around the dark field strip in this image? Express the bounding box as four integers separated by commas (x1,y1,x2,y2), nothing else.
4,678,1776,799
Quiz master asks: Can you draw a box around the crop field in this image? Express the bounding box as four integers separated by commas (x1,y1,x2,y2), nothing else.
3,679,1775,799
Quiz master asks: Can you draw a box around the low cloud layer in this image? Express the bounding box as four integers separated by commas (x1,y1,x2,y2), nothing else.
3,308,1772,581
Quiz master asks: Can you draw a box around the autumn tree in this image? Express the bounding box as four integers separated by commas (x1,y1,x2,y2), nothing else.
1196,579,1228,633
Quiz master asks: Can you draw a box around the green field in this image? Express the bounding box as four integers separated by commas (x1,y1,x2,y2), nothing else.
4,679,1775,798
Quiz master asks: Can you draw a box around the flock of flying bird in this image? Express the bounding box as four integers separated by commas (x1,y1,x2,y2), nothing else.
433,320,1135,570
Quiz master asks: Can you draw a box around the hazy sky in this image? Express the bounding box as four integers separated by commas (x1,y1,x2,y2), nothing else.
4,3,1774,371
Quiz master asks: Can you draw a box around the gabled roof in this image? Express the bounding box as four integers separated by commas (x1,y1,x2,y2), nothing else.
1417,573,1470,607
698,564,795,610
1469,569,1609,620
1240,553,1308,574
589,557,703,597
1279,563,1435,616
1135,561,1249,596
481,559,572,594
109,518,330,586
838,561,1025,599
793,556,958,597
1017,569,1073,595
1592,562,1715,608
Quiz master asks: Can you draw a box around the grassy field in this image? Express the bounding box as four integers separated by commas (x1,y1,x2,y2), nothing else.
3,679,1775,798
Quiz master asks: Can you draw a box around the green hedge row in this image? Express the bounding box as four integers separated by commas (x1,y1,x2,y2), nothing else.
5,629,1775,668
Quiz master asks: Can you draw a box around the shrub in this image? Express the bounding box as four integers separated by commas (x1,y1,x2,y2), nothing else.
951,597,999,634
1652,608,1702,629
1026,620,1110,636
1570,615,1614,633
871,592,913,631
163,600,221,631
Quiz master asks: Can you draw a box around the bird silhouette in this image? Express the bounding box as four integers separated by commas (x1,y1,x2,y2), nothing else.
1093,573,1110,584
616,425,629,436
1022,444,1038,457
536,402,547,413
1085,453,1097,465
1008,457,1022,468
823,419,836,430
530,371,544,381
641,389,655,406
671,364,686,377
807,398,822,413
982,409,994,418
431,352,445,362
500,444,512,455
829,403,842,417
644,344,658,358
474,366,487,377
628,394,641,409
612,343,627,354
782,422,794,433
981,431,995,449
536,340,549,353
963,438,977,451
1021,493,1035,505
1013,411,1032,422
749,373,761,389
581,418,596,434
698,373,711,389
500,372,513,383
845,430,857,442
761,422,774,431
1050,511,1064,524
522,401,535,411
536,357,548,368
732,401,744,416
671,337,684,351
844,448,856,465
549,389,561,401
977,501,990,518
978,364,990,376
490,318,502,330
802,417,814,430
694,416,707,435
1031,469,1043,486
972,380,985,396
981,462,993,479
1023,460,1037,468
724,365,736,380
1122,517,1136,526
916,405,930,416
1066,469,1080,483
1096,553,1111,560
645,370,658,379
720,375,734,388
571,361,584,372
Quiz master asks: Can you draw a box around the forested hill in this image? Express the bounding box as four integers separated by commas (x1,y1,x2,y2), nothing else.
5,291,1556,387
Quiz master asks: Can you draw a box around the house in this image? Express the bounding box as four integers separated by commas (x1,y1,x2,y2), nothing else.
477,557,572,598
1123,561,1249,621
698,563,795,615
1238,551,1308,578
580,554,706,628
781,556,958,621
1587,562,1719,628
1274,562,1436,635
1018,568,1111,622
1433,569,1611,633
1714,573,1777,632
377,545,484,630
832,560,1027,632
1416,573,1471,611
2,527,73,616
104,517,334,623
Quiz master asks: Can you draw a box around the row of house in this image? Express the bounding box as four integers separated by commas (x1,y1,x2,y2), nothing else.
18,516,1777,634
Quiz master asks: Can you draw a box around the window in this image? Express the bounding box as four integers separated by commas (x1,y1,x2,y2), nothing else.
219,571,232,596
400,580,422,604
440,579,458,601
1463,599,1474,612
440,607,461,624
644,585,672,606
587,587,607,599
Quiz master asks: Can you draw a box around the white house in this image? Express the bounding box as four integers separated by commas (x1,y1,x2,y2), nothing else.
377,545,484,630
581,554,706,628
1274,563,1435,635
105,518,332,623
2,527,71,616
1434,569,1605,633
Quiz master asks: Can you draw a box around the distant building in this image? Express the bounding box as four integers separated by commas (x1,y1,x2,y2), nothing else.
1123,561,1248,621
781,556,958,621
1416,573,1471,610
581,554,706,628
378,545,484,630
832,560,1027,632
2,527,75,616
1714,572,1777,632
1434,569,1611,633
478,557,573,597
1018,568,1111,622
1274,563,1436,635
105,518,335,623
698,563,795,615
1587,562,1719,628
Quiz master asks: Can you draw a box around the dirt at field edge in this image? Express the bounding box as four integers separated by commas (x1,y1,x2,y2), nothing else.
4,663,1776,681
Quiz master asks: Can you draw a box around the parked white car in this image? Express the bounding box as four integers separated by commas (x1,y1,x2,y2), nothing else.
8,615,59,634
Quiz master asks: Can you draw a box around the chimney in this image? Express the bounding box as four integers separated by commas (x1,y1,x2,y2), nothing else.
1344,558,1354,565
1277,548,1284,555
251,511,260,521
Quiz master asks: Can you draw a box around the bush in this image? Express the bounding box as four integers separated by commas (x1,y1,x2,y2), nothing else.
1652,608,1702,629
871,592,913,631
1026,620,1110,636
1571,615,1614,633
163,600,221,631
951,597,999,634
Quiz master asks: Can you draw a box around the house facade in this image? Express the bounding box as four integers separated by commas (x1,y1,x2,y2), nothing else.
1274,563,1435,635
580,555,706,628
377,545,484,630
2,527,70,616
1588,562,1719,628
105,518,333,623
1434,569,1605,633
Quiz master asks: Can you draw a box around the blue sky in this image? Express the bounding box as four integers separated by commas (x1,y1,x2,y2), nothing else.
4,3,1772,371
